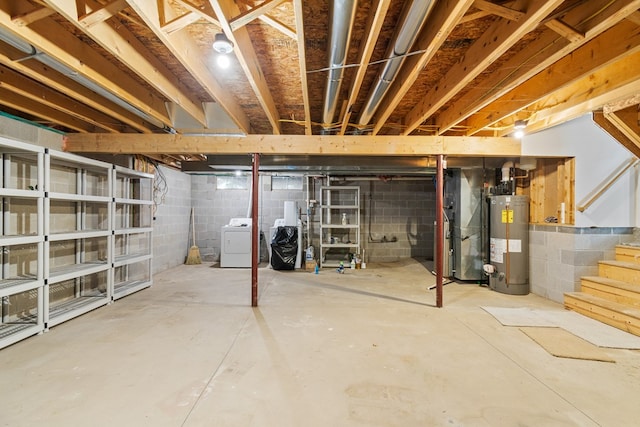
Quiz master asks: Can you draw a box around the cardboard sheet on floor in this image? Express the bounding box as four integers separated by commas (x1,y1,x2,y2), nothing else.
520,327,615,363
481,306,640,349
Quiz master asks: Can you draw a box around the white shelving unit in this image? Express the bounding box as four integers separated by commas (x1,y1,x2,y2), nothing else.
0,138,45,348
319,185,360,268
0,135,154,349
44,150,112,328
112,166,153,299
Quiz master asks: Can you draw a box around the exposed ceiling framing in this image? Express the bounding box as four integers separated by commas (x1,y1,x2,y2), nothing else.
0,0,638,167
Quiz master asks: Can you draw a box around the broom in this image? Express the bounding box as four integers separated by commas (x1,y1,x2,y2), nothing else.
185,207,202,265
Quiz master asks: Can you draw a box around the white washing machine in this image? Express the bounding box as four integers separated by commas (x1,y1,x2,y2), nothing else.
220,218,252,268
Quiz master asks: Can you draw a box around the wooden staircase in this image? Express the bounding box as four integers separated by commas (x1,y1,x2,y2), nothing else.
564,244,640,336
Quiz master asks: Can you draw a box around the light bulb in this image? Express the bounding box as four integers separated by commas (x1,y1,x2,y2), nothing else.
216,54,231,69
514,129,525,139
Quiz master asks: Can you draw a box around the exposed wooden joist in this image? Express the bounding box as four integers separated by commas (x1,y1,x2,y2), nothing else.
42,0,206,126
627,10,640,26
525,49,640,134
593,110,640,158
604,106,640,155
0,42,154,133
436,0,640,136
292,0,311,135
545,18,584,42
159,10,201,34
208,0,282,134
0,87,96,133
174,0,220,26
402,0,565,136
236,0,296,39
78,0,127,28
0,1,172,127
604,94,640,114
473,0,525,21
63,134,522,157
371,0,475,135
126,0,251,134
339,0,391,135
10,6,54,26
0,64,122,133
463,19,640,136
230,0,287,31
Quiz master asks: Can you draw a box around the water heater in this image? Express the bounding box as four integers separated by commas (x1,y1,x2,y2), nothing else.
487,195,529,295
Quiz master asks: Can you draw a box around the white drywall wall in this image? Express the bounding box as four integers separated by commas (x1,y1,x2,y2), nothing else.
522,114,639,227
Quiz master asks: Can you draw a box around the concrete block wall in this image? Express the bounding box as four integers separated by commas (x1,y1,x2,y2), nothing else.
190,175,305,262
152,165,192,273
529,225,635,302
189,175,435,264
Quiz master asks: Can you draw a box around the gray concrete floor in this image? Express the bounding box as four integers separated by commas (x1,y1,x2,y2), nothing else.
1,259,640,427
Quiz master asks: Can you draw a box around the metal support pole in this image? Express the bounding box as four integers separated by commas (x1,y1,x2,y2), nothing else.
435,155,444,308
251,153,260,307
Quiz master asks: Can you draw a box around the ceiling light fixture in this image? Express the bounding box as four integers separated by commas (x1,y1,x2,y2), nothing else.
212,33,234,54
513,119,528,139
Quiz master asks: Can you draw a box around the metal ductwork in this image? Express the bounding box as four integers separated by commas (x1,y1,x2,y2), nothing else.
356,0,435,131
321,0,358,133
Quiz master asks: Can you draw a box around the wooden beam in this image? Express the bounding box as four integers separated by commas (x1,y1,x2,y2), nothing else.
0,87,97,133
126,0,251,134
544,18,584,42
10,6,55,26
339,0,391,135
292,0,311,135
0,64,122,133
462,19,640,136
627,10,640,26
594,110,640,158
604,107,640,156
603,94,640,114
0,0,172,127
371,0,475,135
436,0,640,135
160,11,201,34
473,0,525,21
208,0,281,134
230,0,287,31
63,134,522,157
402,0,565,136
79,0,127,27
43,0,206,126
174,0,220,26
0,43,154,133
526,49,640,133
236,0,296,39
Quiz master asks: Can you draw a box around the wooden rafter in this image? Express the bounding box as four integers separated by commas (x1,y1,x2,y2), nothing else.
42,0,206,126
402,0,564,136
64,134,522,157
545,18,584,42
0,64,122,132
126,0,251,134
0,42,154,133
235,0,295,39
208,0,282,134
593,110,640,158
292,0,311,134
230,0,287,31
10,6,54,26
339,0,391,135
435,0,640,136
371,0,475,135
524,49,640,134
78,0,128,28
0,1,172,127
473,0,525,21
0,87,96,132
463,19,640,136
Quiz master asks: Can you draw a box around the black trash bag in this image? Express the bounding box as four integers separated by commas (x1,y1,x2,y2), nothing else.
270,226,298,270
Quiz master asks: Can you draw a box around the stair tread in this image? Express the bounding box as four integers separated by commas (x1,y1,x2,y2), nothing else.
617,243,640,249
599,260,640,270
581,276,640,293
565,292,640,318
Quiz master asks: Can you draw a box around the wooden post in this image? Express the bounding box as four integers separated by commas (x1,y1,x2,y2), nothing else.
251,153,259,307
